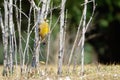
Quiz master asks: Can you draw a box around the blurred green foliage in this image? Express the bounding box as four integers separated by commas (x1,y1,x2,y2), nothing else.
84,43,94,64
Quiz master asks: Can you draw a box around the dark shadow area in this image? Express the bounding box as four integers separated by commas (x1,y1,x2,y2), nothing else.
87,20,120,64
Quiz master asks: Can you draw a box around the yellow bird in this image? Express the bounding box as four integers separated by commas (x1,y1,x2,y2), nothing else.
39,19,50,40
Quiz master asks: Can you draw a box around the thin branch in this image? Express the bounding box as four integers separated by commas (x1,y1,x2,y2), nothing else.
80,0,88,76
85,0,96,32
6,1,29,19
81,0,93,6
18,0,24,74
45,2,53,72
21,34,34,55
50,15,60,34
50,5,60,12
68,10,84,68
62,9,67,66
23,5,33,68
28,0,39,10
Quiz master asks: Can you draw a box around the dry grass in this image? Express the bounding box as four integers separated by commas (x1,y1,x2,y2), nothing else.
0,64,120,80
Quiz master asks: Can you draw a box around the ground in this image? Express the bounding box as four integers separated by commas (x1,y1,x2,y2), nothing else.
0,64,120,80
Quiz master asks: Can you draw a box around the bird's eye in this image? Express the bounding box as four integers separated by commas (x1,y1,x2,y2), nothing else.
38,28,40,32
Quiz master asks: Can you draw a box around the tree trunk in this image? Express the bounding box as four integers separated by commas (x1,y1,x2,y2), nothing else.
58,0,66,75
9,0,14,74
0,0,9,76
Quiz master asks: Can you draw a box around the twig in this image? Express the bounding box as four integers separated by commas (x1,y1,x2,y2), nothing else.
6,1,29,19
81,0,93,6
28,0,39,10
50,5,60,11
50,15,60,34
85,0,96,32
21,34,34,55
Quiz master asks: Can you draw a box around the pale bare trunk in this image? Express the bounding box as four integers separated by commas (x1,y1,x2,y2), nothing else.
1,0,9,76
78,0,96,77
8,0,14,74
58,0,66,75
